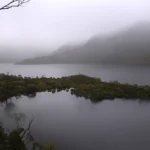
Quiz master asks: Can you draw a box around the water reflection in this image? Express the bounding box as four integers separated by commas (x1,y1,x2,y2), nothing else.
4,102,15,112
3,102,19,118
27,93,37,98
1,92,150,150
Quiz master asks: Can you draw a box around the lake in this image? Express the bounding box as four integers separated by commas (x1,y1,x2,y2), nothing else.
1,63,150,84
1,63,150,150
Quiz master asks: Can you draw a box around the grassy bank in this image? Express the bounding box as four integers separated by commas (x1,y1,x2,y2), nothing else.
0,73,150,102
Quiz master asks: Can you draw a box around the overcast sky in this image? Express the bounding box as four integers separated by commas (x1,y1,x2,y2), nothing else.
0,0,149,53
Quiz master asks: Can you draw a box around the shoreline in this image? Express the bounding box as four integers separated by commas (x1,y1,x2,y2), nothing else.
0,74,150,102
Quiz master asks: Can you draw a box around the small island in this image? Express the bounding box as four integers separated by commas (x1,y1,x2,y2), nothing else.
0,73,150,103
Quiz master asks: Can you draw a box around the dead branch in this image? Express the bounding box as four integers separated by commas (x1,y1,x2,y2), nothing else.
21,116,34,140
0,0,31,10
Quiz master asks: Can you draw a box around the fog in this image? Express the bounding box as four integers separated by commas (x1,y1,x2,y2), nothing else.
0,0,150,61
0,0,150,48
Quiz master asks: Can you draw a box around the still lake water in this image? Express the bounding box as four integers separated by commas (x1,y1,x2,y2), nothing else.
1,63,150,150
1,63,150,84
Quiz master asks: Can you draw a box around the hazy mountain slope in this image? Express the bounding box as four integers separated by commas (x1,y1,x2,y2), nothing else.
0,49,50,63
0,50,18,63
17,22,150,65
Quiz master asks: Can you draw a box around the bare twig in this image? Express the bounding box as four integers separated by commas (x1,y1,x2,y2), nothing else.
25,132,31,145
21,116,34,139
0,0,31,10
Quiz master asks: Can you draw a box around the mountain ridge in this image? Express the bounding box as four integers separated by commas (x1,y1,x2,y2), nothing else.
16,22,150,65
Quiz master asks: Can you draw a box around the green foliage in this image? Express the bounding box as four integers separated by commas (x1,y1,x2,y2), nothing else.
0,125,26,150
1,74,150,149
0,73,150,103
0,126,7,150
0,113,54,150
8,129,26,150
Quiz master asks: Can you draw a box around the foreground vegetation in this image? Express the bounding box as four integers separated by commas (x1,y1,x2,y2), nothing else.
0,73,150,102
1,73,150,150
0,113,53,150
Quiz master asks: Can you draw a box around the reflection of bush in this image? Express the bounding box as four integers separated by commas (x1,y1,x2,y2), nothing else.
0,73,150,102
